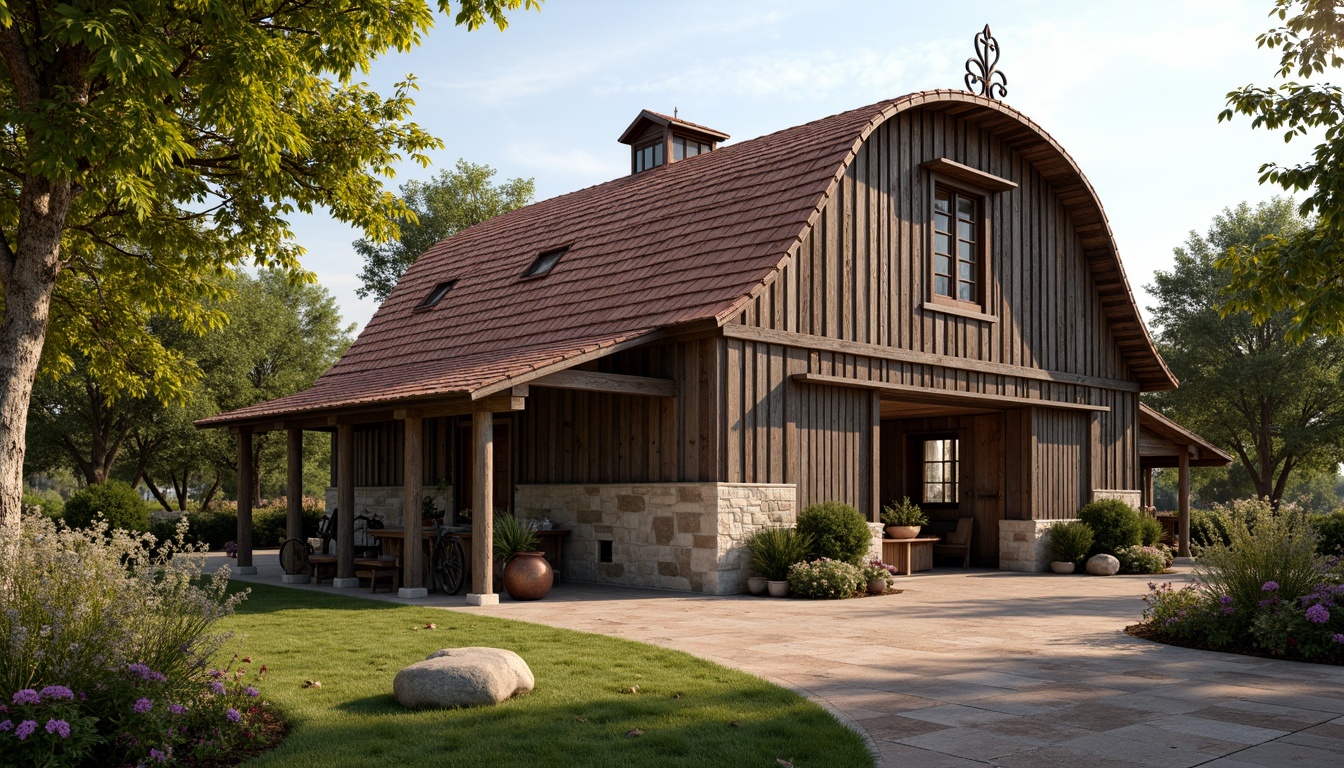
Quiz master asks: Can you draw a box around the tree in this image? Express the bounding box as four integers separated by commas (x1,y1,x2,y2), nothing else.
1147,198,1344,507
0,0,542,542
354,159,534,302
1218,0,1344,337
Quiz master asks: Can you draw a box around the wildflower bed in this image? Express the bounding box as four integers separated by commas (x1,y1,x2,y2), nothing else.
217,583,872,767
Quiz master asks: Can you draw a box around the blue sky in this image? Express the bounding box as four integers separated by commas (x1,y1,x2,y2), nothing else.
293,0,1307,332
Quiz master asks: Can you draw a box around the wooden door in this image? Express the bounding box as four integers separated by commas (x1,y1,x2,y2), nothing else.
455,418,512,515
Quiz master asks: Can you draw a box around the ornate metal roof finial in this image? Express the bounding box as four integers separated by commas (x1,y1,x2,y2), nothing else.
964,24,1008,100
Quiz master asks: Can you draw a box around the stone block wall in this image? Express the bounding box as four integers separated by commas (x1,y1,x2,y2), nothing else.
514,483,796,595
999,519,1072,572
1092,489,1141,508
321,486,453,529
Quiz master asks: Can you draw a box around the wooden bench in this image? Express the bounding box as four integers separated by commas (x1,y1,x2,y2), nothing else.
882,537,940,575
308,554,337,584
354,558,400,594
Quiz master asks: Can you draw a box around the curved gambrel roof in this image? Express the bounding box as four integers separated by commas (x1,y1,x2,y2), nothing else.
201,90,1173,428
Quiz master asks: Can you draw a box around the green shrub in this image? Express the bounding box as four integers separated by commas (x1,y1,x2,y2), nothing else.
62,480,150,532
796,501,872,565
749,527,813,581
787,559,864,599
1076,499,1143,556
21,487,64,520
1138,514,1164,547
1191,507,1233,549
879,497,927,527
183,507,241,551
1045,521,1093,565
1115,544,1171,574
1311,509,1344,556
1194,501,1322,613
251,497,326,548
493,512,539,562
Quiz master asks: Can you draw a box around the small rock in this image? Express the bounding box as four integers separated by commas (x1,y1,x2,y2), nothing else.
394,647,534,709
626,728,643,738
303,680,321,688
1086,554,1120,576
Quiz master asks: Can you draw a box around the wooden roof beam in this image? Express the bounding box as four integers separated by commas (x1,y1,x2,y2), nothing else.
531,369,678,397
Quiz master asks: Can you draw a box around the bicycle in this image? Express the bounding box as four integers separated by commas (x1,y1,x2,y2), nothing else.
279,509,384,577
430,513,469,595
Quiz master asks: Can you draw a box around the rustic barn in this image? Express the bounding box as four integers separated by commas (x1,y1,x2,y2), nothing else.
199,88,1227,599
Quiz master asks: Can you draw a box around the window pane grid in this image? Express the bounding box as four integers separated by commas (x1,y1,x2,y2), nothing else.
933,186,981,303
922,438,958,505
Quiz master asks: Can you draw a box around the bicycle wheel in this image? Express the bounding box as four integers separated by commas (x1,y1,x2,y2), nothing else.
278,538,311,575
432,536,467,595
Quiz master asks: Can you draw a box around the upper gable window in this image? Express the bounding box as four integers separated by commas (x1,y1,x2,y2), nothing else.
522,247,567,279
633,142,664,173
932,186,982,304
672,135,711,161
414,280,456,311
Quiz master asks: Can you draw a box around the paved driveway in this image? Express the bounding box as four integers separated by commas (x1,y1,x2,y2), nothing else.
216,556,1344,767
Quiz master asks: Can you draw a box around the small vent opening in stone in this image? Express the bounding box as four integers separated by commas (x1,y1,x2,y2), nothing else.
598,540,613,563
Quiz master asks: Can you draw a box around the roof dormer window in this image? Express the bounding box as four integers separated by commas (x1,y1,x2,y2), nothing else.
619,109,729,177
673,136,711,161
414,280,456,311
633,142,664,173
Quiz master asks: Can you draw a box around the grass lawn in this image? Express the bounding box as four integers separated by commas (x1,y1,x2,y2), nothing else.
221,583,872,767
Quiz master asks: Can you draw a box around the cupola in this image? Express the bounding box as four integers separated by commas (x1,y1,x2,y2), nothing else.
618,109,729,174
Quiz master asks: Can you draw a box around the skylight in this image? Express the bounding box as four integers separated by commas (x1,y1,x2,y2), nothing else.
415,280,456,311
522,247,568,279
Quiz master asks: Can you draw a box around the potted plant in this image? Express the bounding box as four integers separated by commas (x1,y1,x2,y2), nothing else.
1046,520,1093,574
749,527,812,597
494,513,552,599
862,561,895,595
881,498,927,539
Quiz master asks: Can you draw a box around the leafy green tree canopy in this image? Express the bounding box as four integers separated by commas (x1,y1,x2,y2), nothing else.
1148,198,1344,506
1218,0,1344,337
355,159,534,302
0,0,541,541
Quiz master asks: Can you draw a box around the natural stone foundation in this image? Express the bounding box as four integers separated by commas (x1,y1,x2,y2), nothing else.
998,519,1072,573
515,483,796,595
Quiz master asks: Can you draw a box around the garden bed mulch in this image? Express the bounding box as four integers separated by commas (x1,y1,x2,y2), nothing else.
1123,622,1343,666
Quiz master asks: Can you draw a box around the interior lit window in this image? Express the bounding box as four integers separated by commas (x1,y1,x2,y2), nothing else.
922,437,958,504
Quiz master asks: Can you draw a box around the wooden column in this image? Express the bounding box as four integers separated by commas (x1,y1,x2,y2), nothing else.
235,428,255,574
334,423,358,586
1141,467,1154,511
468,411,496,604
286,428,303,541
1177,452,1191,558
400,411,426,597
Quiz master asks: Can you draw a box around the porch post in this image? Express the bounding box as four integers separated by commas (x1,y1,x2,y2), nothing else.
282,427,309,583
400,412,427,597
467,410,496,605
1141,467,1154,510
234,428,256,574
1177,452,1191,558
334,422,359,587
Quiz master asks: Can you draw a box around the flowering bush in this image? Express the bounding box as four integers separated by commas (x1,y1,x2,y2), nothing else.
862,561,896,586
1115,544,1172,575
788,558,864,599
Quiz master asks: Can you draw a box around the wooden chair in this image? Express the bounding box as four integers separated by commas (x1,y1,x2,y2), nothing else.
932,518,973,568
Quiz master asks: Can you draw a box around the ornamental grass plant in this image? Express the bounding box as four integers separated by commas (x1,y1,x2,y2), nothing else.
1194,499,1321,613
492,512,539,562
1045,520,1093,566
748,527,812,582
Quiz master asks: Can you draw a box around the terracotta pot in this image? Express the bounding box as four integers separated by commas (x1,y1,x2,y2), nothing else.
502,552,553,600
867,578,888,595
746,575,768,595
1049,561,1076,574
767,580,790,598
886,525,920,539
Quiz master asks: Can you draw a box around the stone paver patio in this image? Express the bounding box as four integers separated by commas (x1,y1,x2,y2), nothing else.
214,554,1344,767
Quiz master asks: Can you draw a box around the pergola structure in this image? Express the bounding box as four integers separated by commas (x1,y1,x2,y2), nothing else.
1137,403,1232,557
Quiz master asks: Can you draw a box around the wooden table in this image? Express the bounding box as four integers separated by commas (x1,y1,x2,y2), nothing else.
881,536,941,576
368,527,438,585
438,529,572,584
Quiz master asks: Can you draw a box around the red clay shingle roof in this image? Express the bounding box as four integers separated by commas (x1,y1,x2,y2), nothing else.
199,90,1174,428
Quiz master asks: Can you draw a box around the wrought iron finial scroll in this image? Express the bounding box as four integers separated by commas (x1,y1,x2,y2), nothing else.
964,24,1007,100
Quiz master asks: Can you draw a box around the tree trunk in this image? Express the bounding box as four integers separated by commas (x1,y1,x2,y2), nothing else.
142,473,174,513
0,175,75,543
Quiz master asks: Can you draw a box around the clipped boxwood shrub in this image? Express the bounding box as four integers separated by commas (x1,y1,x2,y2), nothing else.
1191,507,1233,549
1077,499,1143,557
1045,520,1093,565
183,508,240,551
787,558,864,599
62,481,150,532
1137,514,1164,547
796,501,872,565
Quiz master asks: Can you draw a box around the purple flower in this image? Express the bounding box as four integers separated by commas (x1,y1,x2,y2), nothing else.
133,698,153,714
0,720,12,732
149,748,167,763
1306,604,1331,624
14,720,36,741
208,669,224,679
1333,633,1344,644
45,719,70,739
244,687,259,698
11,690,39,706
210,681,225,695
168,704,186,715
129,663,169,684
39,685,73,701
225,708,241,723
1262,581,1279,592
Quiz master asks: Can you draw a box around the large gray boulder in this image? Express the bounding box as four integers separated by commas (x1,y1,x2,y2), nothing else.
1085,554,1120,576
394,647,534,709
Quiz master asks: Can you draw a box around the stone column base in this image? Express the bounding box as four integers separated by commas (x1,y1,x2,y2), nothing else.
397,587,429,599
332,577,360,588
234,566,257,575
999,519,1071,572
280,574,309,584
466,593,499,606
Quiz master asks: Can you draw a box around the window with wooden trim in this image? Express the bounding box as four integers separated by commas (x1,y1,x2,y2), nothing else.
672,135,711,160
932,186,983,304
633,141,664,173
414,280,456,311
921,437,958,505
